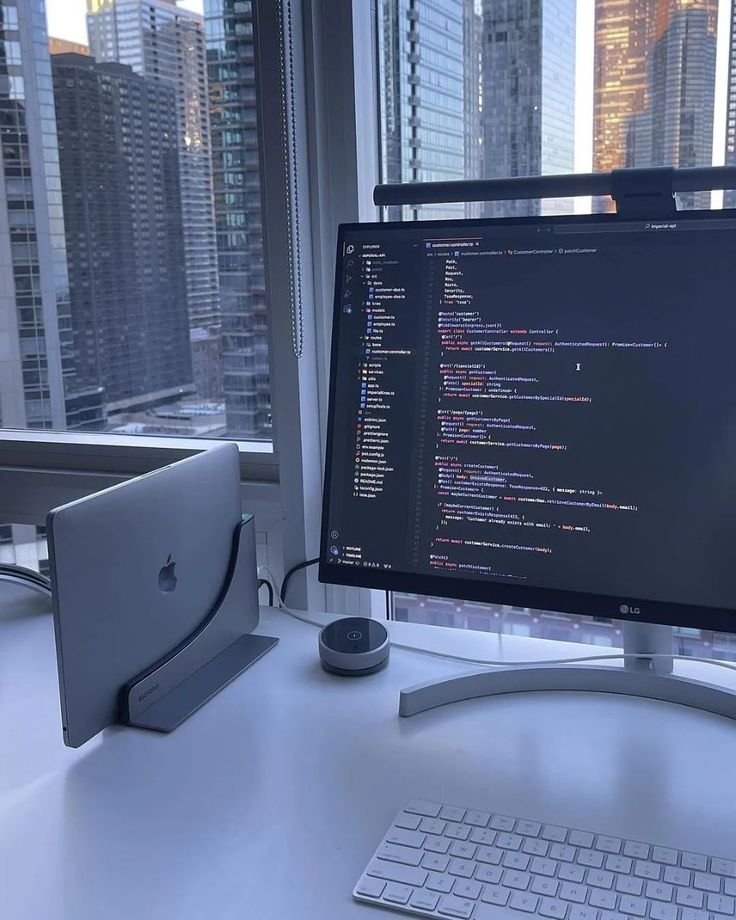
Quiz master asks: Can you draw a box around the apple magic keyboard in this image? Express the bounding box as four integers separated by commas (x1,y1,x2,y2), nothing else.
354,799,736,920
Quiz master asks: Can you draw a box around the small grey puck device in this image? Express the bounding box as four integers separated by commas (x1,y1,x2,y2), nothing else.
318,617,390,676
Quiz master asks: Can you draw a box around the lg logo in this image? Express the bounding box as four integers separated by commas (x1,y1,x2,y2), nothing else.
619,604,641,616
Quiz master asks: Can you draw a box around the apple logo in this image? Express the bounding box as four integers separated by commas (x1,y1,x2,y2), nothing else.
158,554,177,593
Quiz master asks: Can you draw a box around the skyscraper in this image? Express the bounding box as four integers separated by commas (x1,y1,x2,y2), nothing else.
723,3,736,207
464,0,483,218
481,0,576,218
379,0,467,221
51,53,193,416
87,0,220,331
594,0,718,190
0,0,103,430
204,0,270,438
625,5,716,208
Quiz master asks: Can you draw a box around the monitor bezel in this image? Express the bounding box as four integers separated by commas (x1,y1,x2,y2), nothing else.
320,206,736,636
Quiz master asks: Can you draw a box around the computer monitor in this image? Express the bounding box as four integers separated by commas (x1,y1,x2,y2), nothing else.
319,209,736,643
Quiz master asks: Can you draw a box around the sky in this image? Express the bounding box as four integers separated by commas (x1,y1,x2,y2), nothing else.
46,0,732,208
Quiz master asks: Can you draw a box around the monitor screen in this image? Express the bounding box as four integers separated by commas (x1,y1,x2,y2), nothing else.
320,211,736,633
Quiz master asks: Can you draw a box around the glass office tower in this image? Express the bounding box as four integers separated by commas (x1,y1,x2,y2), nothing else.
87,0,220,331
724,2,736,208
481,0,576,218
379,0,468,221
204,0,270,438
0,0,103,430
51,53,194,418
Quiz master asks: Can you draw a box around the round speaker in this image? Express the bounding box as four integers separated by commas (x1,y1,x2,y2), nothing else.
318,617,390,676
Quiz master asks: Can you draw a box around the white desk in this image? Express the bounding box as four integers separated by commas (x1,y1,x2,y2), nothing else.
2,584,736,920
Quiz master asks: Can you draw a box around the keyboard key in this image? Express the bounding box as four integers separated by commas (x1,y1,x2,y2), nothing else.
550,844,576,863
406,800,441,818
427,872,455,893
652,848,678,867
454,880,482,900
559,865,586,884
366,860,428,887
386,827,426,849
448,858,475,879
524,839,551,858
482,884,511,906
356,876,386,899
476,902,510,919
539,896,569,918
440,806,466,822
518,821,543,838
377,842,423,867
618,895,647,916
466,810,492,827
438,894,475,918
708,894,736,915
504,870,532,890
476,865,503,885
383,883,413,905
713,861,736,879
579,850,605,869
570,907,598,920
599,912,626,920
606,855,633,874
676,888,704,907
450,841,477,860
559,884,587,904
504,852,532,872
727,881,736,898
420,817,447,836
680,908,709,920
445,823,471,841
510,892,541,914
471,828,497,846
664,867,691,887
681,854,708,872
650,904,677,920
543,826,569,844
634,861,661,881
646,881,674,902
694,872,721,893
410,889,440,912
588,870,615,890
589,889,617,910
531,857,558,877
532,878,560,898
624,842,650,860
425,835,452,854
491,815,517,832
497,833,524,851
422,853,450,872
569,831,595,849
597,837,622,855
477,846,504,865
615,876,643,896
395,812,423,831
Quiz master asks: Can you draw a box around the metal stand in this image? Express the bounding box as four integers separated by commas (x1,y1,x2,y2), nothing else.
399,622,736,720
120,516,278,733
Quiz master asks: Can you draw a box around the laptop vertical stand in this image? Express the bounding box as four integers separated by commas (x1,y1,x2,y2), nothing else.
120,514,278,732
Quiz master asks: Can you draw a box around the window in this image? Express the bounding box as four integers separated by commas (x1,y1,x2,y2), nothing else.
375,0,731,642
1,0,271,442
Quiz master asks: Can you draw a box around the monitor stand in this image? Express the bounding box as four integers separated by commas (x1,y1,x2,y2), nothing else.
399,621,736,721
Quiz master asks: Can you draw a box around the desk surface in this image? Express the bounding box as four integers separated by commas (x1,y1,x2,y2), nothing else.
2,585,736,920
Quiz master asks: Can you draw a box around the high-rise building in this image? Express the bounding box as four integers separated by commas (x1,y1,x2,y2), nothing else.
481,0,576,218
594,0,718,201
723,3,736,207
87,0,220,331
204,0,271,438
379,0,467,221
0,0,103,430
625,5,716,208
51,53,194,416
49,37,90,56
464,0,483,217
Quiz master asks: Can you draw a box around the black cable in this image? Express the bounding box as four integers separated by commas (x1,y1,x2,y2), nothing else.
0,563,52,597
257,578,274,607
281,558,319,605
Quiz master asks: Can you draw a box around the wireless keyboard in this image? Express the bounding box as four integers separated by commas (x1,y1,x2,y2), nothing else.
353,800,736,920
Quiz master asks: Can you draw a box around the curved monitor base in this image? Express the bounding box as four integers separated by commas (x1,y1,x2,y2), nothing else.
399,663,736,720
